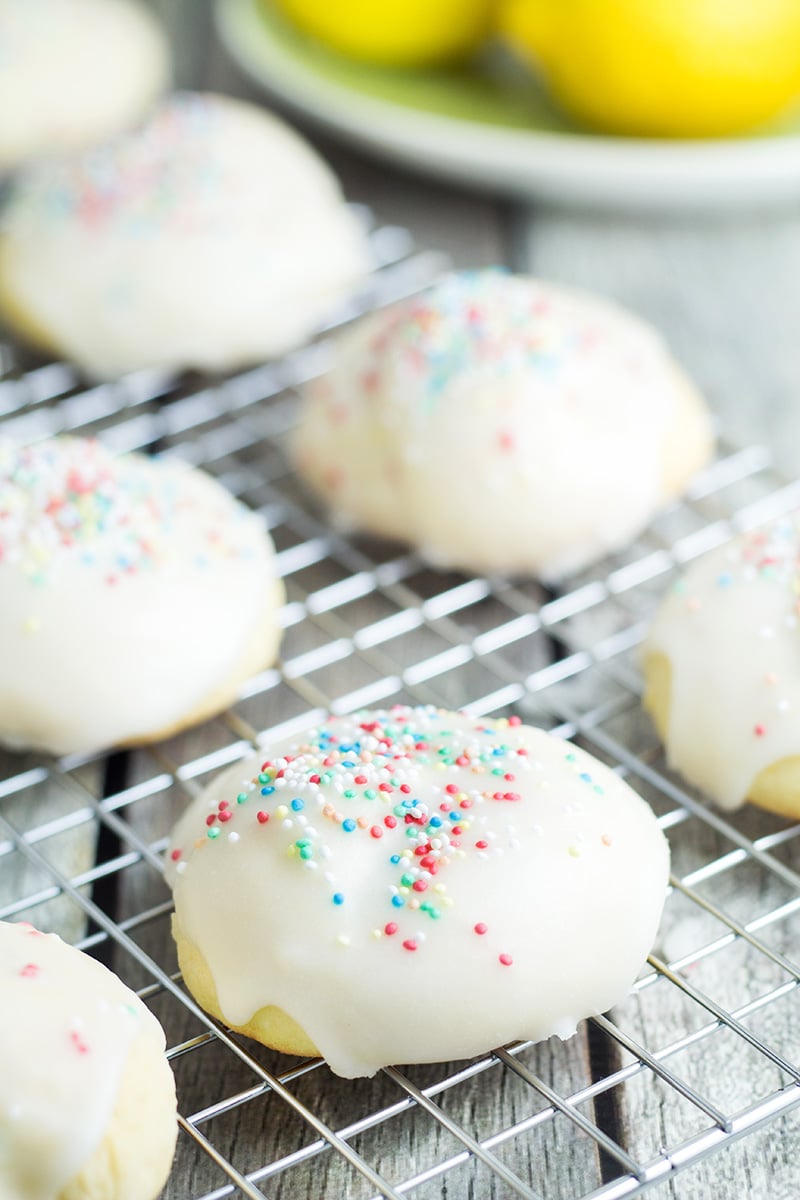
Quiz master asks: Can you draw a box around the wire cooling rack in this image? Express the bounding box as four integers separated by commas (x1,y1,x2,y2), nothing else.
2,222,800,1200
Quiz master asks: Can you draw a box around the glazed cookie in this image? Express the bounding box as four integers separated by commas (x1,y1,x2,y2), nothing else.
642,513,800,815
0,436,284,756
166,706,669,1078
0,92,370,377
292,271,713,580
0,920,176,1200
0,0,169,171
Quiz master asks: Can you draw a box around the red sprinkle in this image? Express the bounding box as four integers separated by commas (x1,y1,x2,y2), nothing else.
400,784,412,794
499,953,513,966
170,849,182,862
256,811,270,824
218,800,229,811
370,825,383,839
354,774,367,785
384,922,398,936
445,783,459,795
218,810,232,823
384,815,398,829
754,724,766,737
19,963,39,978
475,839,489,850
509,716,521,726
402,939,418,952
474,923,488,936
205,814,216,827
412,880,428,892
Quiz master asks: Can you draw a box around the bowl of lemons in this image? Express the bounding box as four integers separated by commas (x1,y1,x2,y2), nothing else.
216,0,800,208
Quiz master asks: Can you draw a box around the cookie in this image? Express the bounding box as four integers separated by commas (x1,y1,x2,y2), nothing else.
166,706,669,1078
0,92,370,377
0,436,283,755
0,920,176,1200
642,513,800,814
0,0,169,171
292,270,713,579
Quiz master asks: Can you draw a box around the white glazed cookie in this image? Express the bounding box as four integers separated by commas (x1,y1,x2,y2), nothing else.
166,706,669,1078
0,436,284,756
0,0,169,172
642,514,800,816
291,271,713,580
0,920,176,1200
0,92,370,377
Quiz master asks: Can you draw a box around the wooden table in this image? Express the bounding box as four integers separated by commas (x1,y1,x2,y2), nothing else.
2,4,800,1198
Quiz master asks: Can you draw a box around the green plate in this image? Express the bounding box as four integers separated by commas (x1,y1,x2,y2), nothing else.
216,0,800,210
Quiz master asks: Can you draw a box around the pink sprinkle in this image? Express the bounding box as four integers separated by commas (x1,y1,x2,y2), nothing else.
508,716,521,726
445,783,459,795
402,939,418,952
384,815,397,829
384,922,398,936
354,774,367,785
412,880,428,893
474,923,488,936
754,724,766,737
499,953,513,967
70,1031,90,1055
170,849,182,862
370,825,383,839
19,963,39,978
256,811,270,824
497,430,515,453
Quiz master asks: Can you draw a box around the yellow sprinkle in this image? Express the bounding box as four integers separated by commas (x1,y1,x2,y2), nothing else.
568,845,581,858
23,616,41,634
433,883,447,895
442,896,454,908
371,928,382,940
275,805,289,820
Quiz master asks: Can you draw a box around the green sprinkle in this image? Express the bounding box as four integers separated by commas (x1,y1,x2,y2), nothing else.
236,792,248,805
207,827,220,839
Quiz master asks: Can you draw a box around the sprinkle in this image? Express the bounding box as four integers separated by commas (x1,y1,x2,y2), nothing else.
499,953,513,967
402,939,418,952
384,922,398,935
332,893,345,905
754,724,766,737
256,811,269,824
474,922,488,935
169,849,182,862
19,963,39,978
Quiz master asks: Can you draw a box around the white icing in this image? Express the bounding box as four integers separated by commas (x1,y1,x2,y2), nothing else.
291,271,711,580
0,0,169,171
0,93,370,377
0,920,164,1199
642,514,800,809
166,706,669,1078
0,437,283,755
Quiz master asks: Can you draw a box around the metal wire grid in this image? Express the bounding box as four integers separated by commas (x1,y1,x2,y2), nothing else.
2,227,800,1200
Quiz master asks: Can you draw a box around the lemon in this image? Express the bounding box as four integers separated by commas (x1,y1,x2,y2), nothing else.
269,0,494,67
500,0,800,137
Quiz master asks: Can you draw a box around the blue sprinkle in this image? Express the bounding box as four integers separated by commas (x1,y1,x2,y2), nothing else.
717,573,733,587
332,893,344,905
428,815,442,828
390,854,401,864
342,818,357,833
290,798,304,812
391,895,404,908
579,772,592,783
261,786,275,796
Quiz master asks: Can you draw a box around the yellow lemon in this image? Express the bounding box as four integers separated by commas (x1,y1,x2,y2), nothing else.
500,0,800,137
269,0,494,67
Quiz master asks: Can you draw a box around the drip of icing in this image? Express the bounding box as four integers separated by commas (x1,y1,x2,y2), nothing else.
643,514,800,808
166,706,669,1078
0,921,160,1199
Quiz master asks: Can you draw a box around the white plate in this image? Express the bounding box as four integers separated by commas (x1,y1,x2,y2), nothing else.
216,0,800,211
